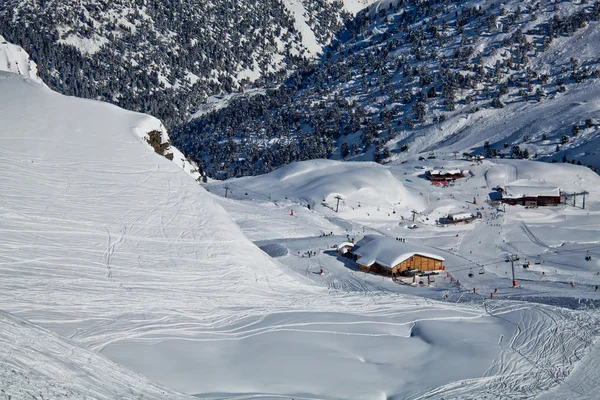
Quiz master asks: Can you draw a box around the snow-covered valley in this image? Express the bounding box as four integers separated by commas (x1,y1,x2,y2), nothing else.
0,68,599,399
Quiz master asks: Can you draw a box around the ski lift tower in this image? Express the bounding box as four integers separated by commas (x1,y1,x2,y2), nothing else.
508,254,519,287
411,210,418,222
334,195,343,213
563,191,589,209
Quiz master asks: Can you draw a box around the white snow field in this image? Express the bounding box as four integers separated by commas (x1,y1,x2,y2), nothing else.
1,57,600,400
0,310,192,399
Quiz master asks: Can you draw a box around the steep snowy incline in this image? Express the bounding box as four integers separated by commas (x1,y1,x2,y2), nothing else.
0,34,42,84
0,71,303,342
0,310,193,400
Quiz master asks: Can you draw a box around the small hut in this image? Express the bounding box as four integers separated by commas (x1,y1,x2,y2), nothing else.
336,242,355,257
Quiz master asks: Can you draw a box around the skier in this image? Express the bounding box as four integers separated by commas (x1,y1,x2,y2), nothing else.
319,268,324,275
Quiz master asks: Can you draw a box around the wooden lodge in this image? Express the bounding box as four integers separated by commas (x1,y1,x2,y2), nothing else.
357,253,444,276
500,180,561,207
426,169,469,182
352,235,444,277
501,195,561,207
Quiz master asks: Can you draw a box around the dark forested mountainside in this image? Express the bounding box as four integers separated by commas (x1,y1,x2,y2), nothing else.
175,0,600,179
0,0,349,127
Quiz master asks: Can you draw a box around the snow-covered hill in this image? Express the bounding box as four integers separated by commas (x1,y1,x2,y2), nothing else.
207,158,426,211
3,58,600,398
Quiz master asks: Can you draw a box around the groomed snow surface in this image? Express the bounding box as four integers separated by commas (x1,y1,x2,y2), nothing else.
2,72,600,398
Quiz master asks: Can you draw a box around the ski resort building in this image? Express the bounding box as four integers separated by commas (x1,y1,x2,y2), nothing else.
500,180,561,206
426,169,469,184
447,212,475,223
352,235,444,276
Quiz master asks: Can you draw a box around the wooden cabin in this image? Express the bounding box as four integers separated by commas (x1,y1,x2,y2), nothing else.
336,242,355,257
426,169,468,182
358,254,444,275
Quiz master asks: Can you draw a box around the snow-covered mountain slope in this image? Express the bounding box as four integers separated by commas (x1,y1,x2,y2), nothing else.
2,69,598,398
206,158,426,217
0,35,200,179
338,0,380,14
0,34,42,84
0,0,351,128
0,310,192,400
178,0,600,178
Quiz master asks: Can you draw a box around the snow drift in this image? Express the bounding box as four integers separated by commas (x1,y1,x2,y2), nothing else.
0,310,192,399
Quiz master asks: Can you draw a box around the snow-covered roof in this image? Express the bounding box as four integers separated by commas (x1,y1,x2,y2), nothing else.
428,169,464,176
448,212,474,220
353,235,444,269
337,242,355,249
503,179,561,199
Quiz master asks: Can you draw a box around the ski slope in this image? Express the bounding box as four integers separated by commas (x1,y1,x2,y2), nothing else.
1,54,600,398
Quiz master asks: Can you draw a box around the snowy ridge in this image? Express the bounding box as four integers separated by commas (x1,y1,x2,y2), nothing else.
0,34,42,84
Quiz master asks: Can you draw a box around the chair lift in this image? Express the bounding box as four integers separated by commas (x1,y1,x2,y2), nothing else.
468,268,474,278
535,256,541,265
586,251,592,261
478,267,485,275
